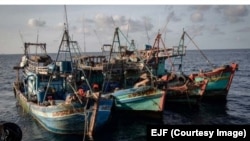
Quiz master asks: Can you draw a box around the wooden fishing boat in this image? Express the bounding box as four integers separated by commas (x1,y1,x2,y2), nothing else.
13,43,93,134
138,32,186,76
12,14,112,136
109,70,166,113
94,28,167,113
105,69,167,113
74,55,106,93
101,28,144,92
111,85,166,112
137,32,207,104
189,62,238,101
141,30,238,102
74,27,144,93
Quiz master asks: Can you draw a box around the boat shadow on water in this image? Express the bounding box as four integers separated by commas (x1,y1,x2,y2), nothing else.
163,101,228,125
93,110,164,141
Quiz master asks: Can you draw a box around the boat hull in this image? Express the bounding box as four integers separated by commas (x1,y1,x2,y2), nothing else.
195,74,230,100
112,86,166,112
13,83,113,134
190,63,238,100
157,73,208,104
166,90,202,104
95,98,113,129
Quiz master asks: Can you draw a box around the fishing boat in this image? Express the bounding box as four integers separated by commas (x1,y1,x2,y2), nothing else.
101,28,144,92
138,32,186,77
12,11,112,137
111,85,166,112
74,27,144,93
110,71,166,113
97,28,167,113
111,75,166,114
189,62,238,101
142,30,238,102
74,54,105,85
13,42,95,135
138,31,208,104
179,31,239,101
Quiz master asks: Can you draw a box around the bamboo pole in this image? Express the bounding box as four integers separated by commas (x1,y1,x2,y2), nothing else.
87,92,101,140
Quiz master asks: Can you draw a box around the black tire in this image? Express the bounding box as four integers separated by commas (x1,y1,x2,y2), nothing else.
178,74,186,83
0,122,22,141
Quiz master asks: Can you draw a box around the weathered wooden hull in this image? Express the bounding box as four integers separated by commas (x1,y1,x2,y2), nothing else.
190,63,238,100
166,89,202,104
156,72,208,104
195,74,230,100
30,106,88,134
111,86,166,112
166,79,208,104
13,83,113,134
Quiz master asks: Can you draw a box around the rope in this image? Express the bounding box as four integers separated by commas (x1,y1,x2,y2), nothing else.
185,32,214,69
102,60,115,92
159,35,176,72
118,28,132,46
82,111,89,141
42,75,53,103
82,93,90,141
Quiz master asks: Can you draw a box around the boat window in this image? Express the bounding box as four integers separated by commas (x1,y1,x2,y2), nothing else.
38,75,60,82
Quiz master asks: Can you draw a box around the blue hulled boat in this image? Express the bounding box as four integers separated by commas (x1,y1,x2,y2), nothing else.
13,17,112,137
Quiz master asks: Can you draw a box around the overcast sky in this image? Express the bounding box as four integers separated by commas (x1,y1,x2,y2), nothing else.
0,4,250,54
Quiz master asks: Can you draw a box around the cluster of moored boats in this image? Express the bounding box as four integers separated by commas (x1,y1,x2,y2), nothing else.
12,15,238,139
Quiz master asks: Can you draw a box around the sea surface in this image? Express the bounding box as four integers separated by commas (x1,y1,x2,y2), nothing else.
0,49,250,141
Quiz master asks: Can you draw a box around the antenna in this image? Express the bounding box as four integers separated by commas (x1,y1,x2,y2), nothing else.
144,18,150,44
36,29,39,43
94,29,102,47
111,16,117,28
36,29,39,55
19,30,24,45
64,5,69,31
126,18,130,41
19,30,25,53
162,11,174,42
82,16,86,52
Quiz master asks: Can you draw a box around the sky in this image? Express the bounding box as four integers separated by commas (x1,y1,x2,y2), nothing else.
0,2,250,54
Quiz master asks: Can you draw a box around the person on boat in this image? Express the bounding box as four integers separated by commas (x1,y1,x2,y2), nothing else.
39,86,56,106
65,94,77,104
92,83,99,92
78,87,86,97
43,87,56,100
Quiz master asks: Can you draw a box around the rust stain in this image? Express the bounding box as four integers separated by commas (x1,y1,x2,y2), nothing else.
52,108,85,117
128,88,157,98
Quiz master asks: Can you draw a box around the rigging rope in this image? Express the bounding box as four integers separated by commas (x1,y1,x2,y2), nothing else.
185,32,214,69
82,91,90,141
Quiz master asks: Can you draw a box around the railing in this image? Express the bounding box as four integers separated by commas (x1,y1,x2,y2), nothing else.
26,59,49,74
172,46,186,56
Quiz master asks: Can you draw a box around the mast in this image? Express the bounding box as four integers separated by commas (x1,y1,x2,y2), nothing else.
170,30,186,73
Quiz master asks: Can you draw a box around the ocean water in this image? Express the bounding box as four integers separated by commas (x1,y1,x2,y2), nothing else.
0,49,250,141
